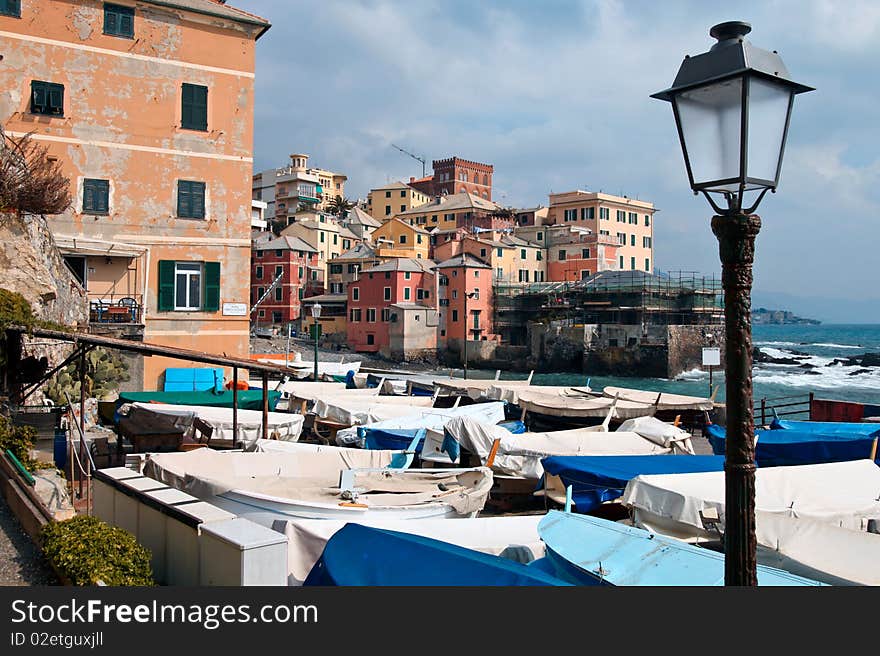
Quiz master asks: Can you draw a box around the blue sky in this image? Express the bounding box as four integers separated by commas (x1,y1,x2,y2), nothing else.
243,0,880,322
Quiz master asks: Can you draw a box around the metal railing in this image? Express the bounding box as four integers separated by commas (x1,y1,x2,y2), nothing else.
89,294,143,324
63,392,96,516
754,392,813,425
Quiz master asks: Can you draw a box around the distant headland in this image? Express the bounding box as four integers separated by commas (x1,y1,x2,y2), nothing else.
752,308,821,325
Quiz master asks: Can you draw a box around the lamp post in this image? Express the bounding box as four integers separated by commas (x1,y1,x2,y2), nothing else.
310,303,322,381
652,21,812,586
462,291,477,379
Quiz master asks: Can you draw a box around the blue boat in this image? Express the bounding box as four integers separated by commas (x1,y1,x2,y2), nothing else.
535,510,824,586
541,455,725,513
302,523,570,586
705,423,879,466
770,418,880,437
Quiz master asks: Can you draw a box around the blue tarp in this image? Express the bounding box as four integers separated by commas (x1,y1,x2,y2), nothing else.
705,423,879,467
541,455,726,513
303,524,570,586
537,511,824,586
770,418,880,437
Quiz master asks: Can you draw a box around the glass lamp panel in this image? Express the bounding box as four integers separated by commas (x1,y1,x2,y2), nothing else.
675,77,743,190
746,76,792,183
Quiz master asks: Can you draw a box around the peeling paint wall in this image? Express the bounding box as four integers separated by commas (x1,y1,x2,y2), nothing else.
1,1,262,389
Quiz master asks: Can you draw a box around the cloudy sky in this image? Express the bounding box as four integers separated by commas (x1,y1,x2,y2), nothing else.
243,0,880,322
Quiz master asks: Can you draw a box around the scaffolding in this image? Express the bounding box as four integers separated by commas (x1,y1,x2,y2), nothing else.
494,270,724,343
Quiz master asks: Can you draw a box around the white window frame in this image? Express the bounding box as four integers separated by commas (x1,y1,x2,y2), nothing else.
174,262,202,311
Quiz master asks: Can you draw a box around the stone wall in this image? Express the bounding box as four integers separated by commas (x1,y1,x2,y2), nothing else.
667,324,725,378
0,212,87,326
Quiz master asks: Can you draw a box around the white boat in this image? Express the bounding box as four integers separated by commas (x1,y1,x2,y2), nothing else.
601,386,716,411
256,355,361,380
515,388,656,421
425,416,685,479
143,448,493,521
621,459,880,542
274,515,547,585
125,401,304,448
312,395,435,426
336,401,507,448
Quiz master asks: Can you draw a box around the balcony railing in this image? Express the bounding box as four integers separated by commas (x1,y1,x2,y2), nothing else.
89,294,143,324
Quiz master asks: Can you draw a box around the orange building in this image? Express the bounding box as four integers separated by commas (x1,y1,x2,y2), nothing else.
548,190,655,272
0,1,270,388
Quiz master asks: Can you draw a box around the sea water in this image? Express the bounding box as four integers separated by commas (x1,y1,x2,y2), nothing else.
449,324,880,409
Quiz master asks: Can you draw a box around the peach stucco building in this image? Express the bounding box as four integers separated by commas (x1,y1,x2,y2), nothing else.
0,0,270,388
548,191,655,273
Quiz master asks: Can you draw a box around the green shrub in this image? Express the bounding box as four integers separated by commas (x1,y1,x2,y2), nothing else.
0,414,53,471
41,515,155,586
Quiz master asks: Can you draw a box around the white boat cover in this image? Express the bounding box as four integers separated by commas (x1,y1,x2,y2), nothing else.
256,358,361,379
516,389,656,420
616,416,695,453
129,402,304,448
144,449,493,517
429,417,674,478
273,515,546,585
433,379,535,401
335,402,507,447
602,386,714,411
485,384,592,405
271,381,348,402
252,438,403,460
312,395,435,426
754,510,880,586
622,459,880,542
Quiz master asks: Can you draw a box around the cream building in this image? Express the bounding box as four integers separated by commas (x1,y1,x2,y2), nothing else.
366,181,432,221
547,191,655,272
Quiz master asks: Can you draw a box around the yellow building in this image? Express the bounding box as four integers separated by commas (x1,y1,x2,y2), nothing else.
281,217,359,292
372,219,430,260
366,181,432,221
548,191,655,272
0,0,270,389
395,192,500,230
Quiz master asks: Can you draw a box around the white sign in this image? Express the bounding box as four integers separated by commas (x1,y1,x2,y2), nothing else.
222,303,248,316
702,347,721,367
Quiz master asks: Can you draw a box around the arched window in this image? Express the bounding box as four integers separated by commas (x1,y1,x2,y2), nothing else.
473,172,479,183
483,174,488,186
482,191,488,199
460,187,468,194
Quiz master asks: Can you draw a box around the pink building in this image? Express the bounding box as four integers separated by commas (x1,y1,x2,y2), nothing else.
435,254,496,350
346,259,436,354
544,226,619,283
251,234,318,325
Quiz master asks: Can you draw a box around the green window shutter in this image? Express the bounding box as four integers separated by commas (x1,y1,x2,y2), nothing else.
192,182,205,218
181,84,207,131
203,262,220,311
177,181,190,217
157,260,175,311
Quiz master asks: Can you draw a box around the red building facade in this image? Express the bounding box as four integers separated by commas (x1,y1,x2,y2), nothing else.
251,235,318,325
347,259,436,352
435,254,495,345
409,156,494,200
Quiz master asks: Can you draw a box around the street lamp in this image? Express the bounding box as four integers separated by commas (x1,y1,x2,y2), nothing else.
652,21,813,586
462,291,477,379
310,303,322,381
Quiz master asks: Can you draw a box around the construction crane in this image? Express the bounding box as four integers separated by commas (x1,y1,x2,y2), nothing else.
391,143,426,178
